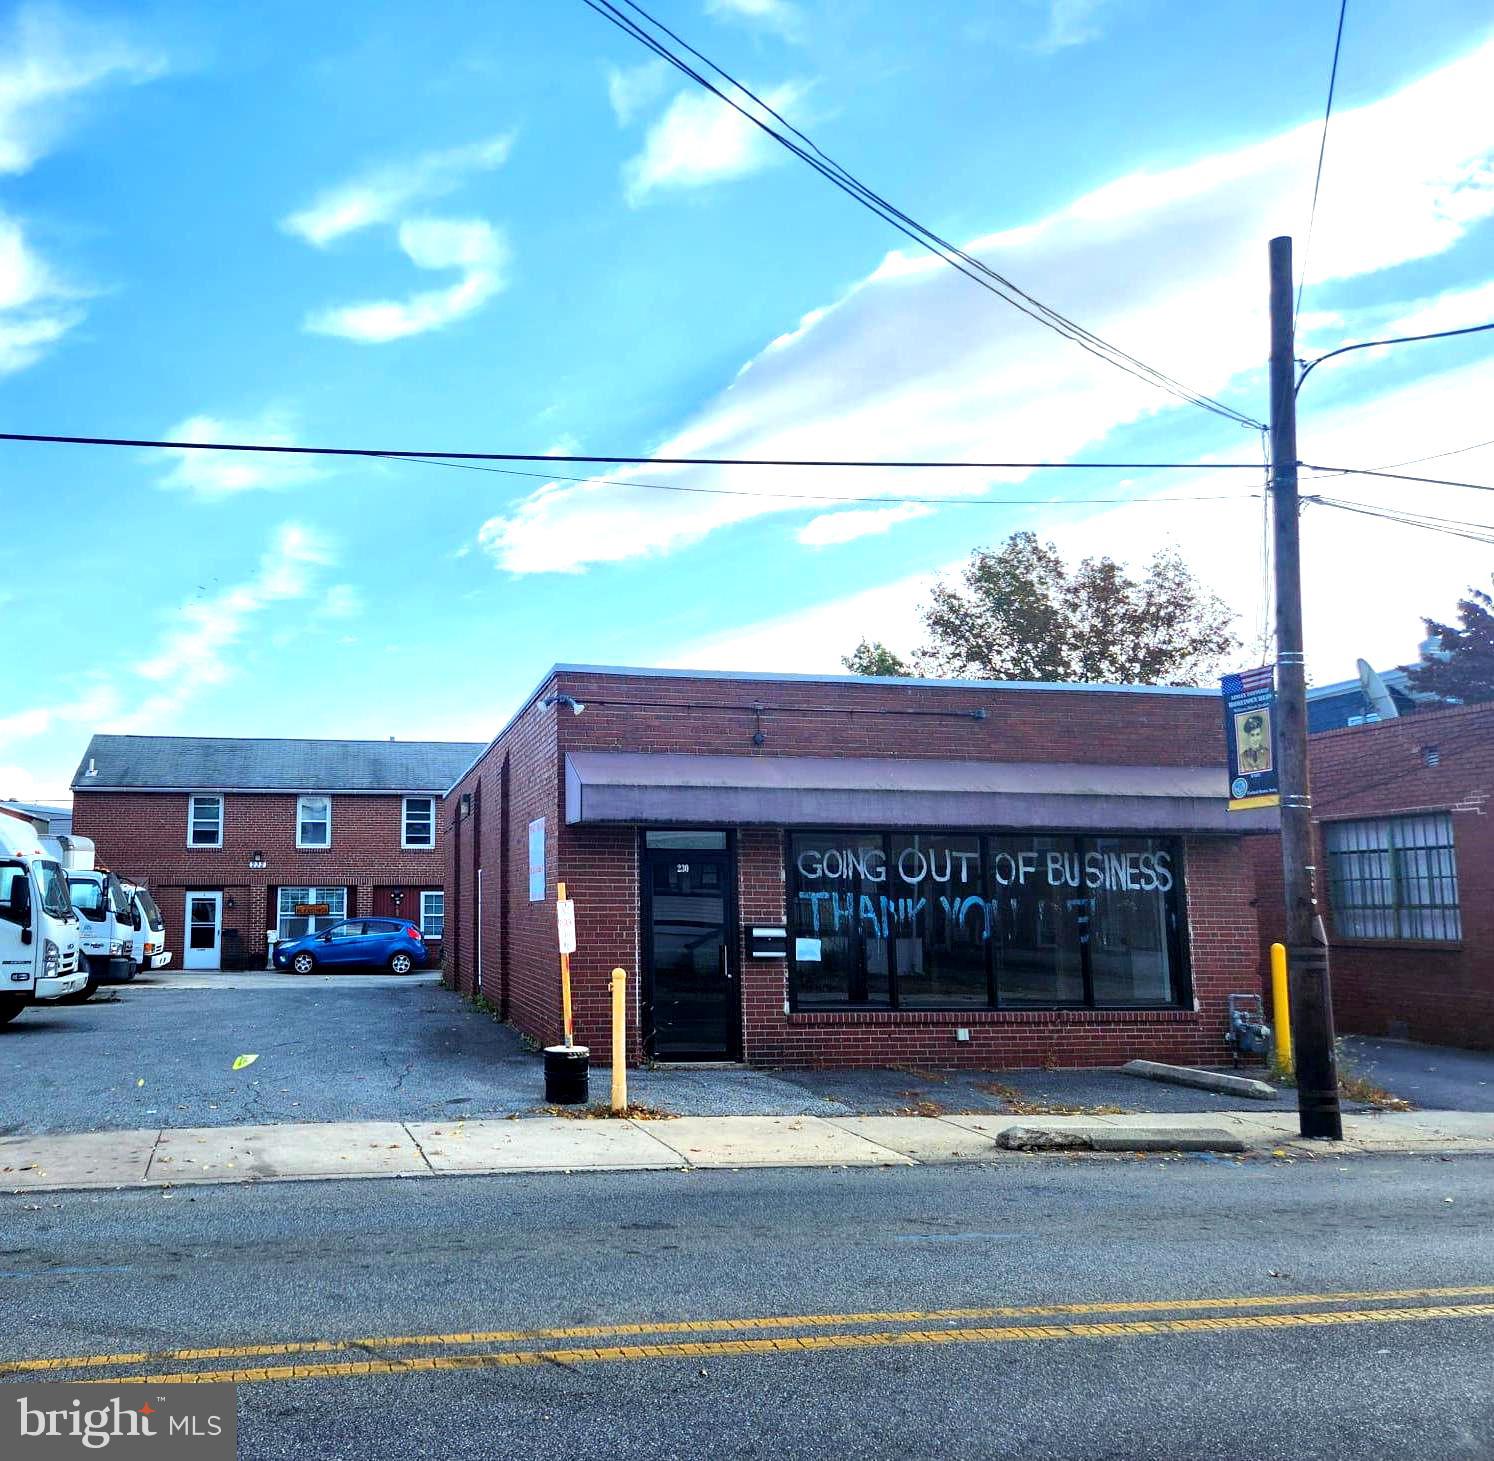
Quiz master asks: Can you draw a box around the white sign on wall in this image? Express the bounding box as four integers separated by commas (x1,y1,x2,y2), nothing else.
556,898,577,955
528,818,545,902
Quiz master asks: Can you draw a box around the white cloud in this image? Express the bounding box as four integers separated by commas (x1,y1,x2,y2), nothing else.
607,59,669,126
0,684,120,746
478,39,1494,577
0,4,165,176
155,410,322,498
0,213,83,374
125,523,333,724
304,216,510,342
796,502,933,547
316,583,364,620
281,133,514,247
672,355,1494,688
705,0,803,41
1036,0,1110,51
622,82,805,205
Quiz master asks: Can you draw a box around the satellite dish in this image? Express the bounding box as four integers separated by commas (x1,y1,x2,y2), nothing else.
1356,658,1400,720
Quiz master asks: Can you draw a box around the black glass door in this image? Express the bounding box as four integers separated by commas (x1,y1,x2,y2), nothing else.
644,844,737,1060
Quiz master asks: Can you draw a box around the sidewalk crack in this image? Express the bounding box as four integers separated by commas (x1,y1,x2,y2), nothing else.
141,1127,167,1185
401,1122,436,1173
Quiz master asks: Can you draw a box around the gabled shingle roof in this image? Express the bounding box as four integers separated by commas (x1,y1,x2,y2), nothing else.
71,735,485,793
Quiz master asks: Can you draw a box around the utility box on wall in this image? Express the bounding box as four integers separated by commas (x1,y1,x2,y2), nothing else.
749,926,787,959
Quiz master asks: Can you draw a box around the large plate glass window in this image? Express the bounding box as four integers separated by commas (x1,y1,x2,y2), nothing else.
419,890,445,938
296,796,331,849
1325,813,1460,941
277,886,347,939
403,797,435,850
188,794,223,848
787,830,1185,1011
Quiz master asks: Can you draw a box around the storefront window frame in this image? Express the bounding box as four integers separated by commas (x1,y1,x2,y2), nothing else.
784,828,1191,1014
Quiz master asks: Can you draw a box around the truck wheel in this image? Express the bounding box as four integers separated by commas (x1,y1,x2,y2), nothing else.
389,952,413,975
0,995,26,1025
292,953,316,975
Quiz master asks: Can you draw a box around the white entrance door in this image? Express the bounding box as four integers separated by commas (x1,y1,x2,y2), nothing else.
184,892,222,969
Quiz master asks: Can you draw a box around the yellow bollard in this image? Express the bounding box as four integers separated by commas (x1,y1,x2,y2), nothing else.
610,967,628,1112
1270,942,1293,1075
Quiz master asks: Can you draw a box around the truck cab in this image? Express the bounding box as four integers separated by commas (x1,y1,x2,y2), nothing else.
122,882,171,971
52,835,138,997
0,811,88,1022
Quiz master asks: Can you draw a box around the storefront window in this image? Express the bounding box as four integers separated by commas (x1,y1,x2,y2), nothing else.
787,830,1185,1012
277,886,347,939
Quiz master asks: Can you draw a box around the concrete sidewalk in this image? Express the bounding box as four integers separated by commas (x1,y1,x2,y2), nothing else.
4,1109,1493,1194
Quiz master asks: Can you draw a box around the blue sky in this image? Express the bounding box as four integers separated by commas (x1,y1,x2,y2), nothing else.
3,0,1493,801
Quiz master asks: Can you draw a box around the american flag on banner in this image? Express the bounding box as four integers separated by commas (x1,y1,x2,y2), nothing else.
1220,665,1275,696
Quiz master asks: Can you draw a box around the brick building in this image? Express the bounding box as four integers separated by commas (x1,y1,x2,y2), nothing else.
70,735,481,971
444,665,1278,1069
1252,701,1493,1049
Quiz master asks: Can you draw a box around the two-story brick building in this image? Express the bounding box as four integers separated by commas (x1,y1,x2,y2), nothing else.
444,665,1278,1070
70,735,482,972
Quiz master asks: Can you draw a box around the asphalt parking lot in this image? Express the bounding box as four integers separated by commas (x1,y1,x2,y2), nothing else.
2,973,1482,1136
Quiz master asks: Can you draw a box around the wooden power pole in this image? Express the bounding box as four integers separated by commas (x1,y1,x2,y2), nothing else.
1268,234,1343,1141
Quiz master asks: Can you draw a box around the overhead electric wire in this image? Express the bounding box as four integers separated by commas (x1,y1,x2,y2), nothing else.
1302,463,1494,493
1375,435,1494,471
1305,494,1494,545
580,0,1264,432
388,452,1258,508
0,429,1267,472
1294,0,1349,325
1295,319,1494,393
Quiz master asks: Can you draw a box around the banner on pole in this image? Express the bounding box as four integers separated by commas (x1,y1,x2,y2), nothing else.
1221,665,1280,811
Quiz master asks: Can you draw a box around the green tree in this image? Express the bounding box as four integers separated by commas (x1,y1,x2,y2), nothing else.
841,639,912,677
1404,578,1494,704
844,531,1238,686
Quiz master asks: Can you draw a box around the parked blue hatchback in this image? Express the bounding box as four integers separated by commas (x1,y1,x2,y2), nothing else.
274,918,429,976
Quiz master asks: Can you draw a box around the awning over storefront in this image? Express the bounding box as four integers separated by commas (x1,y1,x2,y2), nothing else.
564,752,1279,834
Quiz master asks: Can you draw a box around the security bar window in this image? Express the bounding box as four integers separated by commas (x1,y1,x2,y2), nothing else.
188,794,223,848
420,890,445,938
297,795,331,849
1325,813,1461,942
403,797,436,849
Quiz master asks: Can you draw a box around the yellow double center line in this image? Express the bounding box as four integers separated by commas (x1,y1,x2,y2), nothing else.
4,1285,1491,1387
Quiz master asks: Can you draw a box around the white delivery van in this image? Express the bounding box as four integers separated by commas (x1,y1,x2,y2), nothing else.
121,882,171,970
0,810,88,1022
48,835,137,998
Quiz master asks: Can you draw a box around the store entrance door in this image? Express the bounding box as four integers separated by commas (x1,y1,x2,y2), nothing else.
642,835,738,1061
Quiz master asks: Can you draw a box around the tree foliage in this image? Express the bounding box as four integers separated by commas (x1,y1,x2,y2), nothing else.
842,531,1238,686
1404,578,1494,704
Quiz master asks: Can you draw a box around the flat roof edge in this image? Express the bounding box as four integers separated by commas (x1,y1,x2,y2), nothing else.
549,663,1216,697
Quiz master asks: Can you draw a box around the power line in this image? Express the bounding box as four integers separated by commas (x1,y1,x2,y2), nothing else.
1302,463,1494,493
1294,0,1349,325
1375,435,1494,471
1295,319,1494,393
580,0,1265,432
1306,494,1494,544
0,430,1267,472
393,452,1258,508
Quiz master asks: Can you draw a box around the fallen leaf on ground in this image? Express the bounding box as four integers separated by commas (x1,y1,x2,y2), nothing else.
232,1054,258,1071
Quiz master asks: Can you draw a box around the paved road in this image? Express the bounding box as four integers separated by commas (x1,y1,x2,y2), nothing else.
1,980,1417,1136
1,1157,1491,1458
1341,1037,1494,1111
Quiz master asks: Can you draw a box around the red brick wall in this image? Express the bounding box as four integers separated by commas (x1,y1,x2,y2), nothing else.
444,669,1268,1068
1253,703,1493,1049
72,791,450,968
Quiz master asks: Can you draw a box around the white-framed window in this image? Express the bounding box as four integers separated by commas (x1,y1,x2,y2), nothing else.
276,886,347,939
403,796,436,850
188,794,223,848
419,890,445,939
1325,813,1461,942
296,795,331,849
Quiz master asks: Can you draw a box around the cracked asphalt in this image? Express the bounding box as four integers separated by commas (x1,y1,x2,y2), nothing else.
1,977,1470,1137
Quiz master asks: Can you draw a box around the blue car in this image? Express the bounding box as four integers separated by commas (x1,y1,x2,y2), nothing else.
274,918,429,976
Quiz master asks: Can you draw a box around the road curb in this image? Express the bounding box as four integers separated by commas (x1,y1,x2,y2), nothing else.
997,1125,1246,1153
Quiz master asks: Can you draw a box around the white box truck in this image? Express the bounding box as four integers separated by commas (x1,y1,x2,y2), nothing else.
121,881,171,971
47,834,138,999
0,810,88,1022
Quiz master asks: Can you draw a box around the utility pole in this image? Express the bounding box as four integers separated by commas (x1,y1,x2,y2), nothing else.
1268,234,1343,1141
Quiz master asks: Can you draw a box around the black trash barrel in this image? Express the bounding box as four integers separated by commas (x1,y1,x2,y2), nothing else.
544,1045,590,1105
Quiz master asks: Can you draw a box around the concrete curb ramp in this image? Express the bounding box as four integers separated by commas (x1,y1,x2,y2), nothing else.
3,1111,1493,1195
